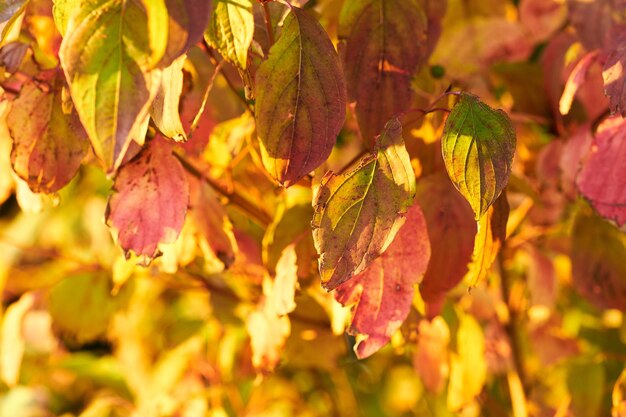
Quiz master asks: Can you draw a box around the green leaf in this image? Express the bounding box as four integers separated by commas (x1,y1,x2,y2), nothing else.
150,55,187,141
567,360,606,417
7,72,89,193
312,118,415,290
59,0,161,172
339,0,427,145
255,5,347,187
205,0,254,70
52,0,78,36
48,272,133,345
441,92,516,220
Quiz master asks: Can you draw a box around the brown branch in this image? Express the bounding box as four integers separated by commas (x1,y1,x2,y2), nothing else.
202,40,254,113
173,151,272,226
262,1,276,46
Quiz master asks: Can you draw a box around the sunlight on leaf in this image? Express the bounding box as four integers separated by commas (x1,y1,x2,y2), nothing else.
442,92,516,220
312,119,415,290
255,5,346,187
205,0,254,70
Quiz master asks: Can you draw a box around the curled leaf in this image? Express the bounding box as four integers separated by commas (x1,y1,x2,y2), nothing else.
205,0,254,70
255,5,346,187
442,92,516,220
312,118,415,290
465,192,509,288
8,73,89,193
150,55,187,141
106,136,189,263
339,0,427,145
334,202,430,358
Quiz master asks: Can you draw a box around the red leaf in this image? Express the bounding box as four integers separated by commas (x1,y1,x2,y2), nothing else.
577,116,626,226
8,73,89,193
334,202,430,358
106,136,189,263
162,0,213,65
567,0,624,50
415,174,476,307
559,51,599,115
339,0,427,145
413,317,450,394
560,124,592,198
571,205,626,310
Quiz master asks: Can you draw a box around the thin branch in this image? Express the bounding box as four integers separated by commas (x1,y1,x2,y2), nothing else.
202,40,254,113
188,59,226,137
173,150,272,226
262,1,276,46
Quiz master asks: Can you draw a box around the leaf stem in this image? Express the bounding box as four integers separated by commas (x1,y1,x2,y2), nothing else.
202,40,254,113
173,150,272,226
262,1,276,46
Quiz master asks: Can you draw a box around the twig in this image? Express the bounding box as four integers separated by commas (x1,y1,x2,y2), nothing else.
173,150,272,226
202,40,254,113
262,1,276,46
188,59,226,137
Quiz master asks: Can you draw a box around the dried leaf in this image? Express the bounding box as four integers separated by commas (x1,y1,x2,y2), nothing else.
442,92,516,220
106,136,189,263
571,205,626,310
255,5,346,187
312,119,415,290
465,192,509,288
8,74,89,193
334,202,430,359
268,245,298,316
416,174,476,306
339,0,427,145
150,55,187,141
205,0,254,70
59,0,161,172
577,116,626,226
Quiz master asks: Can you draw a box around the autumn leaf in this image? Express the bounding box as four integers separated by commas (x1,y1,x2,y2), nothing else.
187,174,237,269
106,136,190,263
570,204,626,310
339,0,427,145
577,116,626,226
161,0,213,66
59,0,161,172
8,72,89,193
312,119,415,290
334,202,430,359
465,192,509,288
267,245,298,316
567,0,624,50
416,174,476,308
142,0,168,67
560,51,600,115
255,5,346,187
442,92,516,220
447,314,486,411
205,0,254,70
602,25,626,117
48,272,132,345
413,317,450,394
150,55,187,141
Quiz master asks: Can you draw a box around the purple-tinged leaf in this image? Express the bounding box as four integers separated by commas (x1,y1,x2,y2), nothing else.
577,116,626,226
8,73,89,193
255,5,346,187
334,202,430,359
339,0,427,145
602,25,626,117
106,135,189,263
